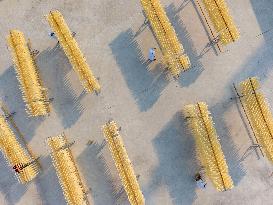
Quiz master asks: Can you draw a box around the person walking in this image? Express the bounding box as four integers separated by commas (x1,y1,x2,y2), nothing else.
148,48,156,61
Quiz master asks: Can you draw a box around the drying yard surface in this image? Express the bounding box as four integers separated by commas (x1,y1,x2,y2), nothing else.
0,0,272,204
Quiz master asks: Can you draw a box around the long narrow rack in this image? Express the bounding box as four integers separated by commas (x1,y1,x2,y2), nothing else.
0,115,39,183
47,10,100,93
196,0,239,45
237,77,273,162
7,30,50,116
140,0,190,77
184,102,233,191
47,134,89,205
103,121,145,205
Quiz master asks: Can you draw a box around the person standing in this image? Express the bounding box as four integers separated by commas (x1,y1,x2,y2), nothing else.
195,173,207,189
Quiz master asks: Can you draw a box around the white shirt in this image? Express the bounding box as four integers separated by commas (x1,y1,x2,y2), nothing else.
196,179,206,189
149,48,155,60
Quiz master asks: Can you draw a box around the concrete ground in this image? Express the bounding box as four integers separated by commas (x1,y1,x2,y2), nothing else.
0,0,272,204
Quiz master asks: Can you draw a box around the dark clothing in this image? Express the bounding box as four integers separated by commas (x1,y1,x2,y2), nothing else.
13,163,24,173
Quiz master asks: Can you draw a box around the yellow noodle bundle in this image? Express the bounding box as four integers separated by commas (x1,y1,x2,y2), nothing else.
184,102,233,191
200,0,239,44
0,115,39,183
47,10,100,93
140,0,190,77
47,134,88,205
103,121,145,205
239,77,273,162
7,30,49,116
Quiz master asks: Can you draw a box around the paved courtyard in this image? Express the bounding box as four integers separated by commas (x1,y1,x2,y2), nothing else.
0,0,272,204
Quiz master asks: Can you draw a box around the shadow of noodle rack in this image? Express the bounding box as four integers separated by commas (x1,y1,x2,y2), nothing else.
103,120,145,205
183,102,233,191
7,30,50,116
140,0,191,77
195,0,239,45
47,10,100,93
0,115,39,183
47,134,89,205
234,77,273,163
